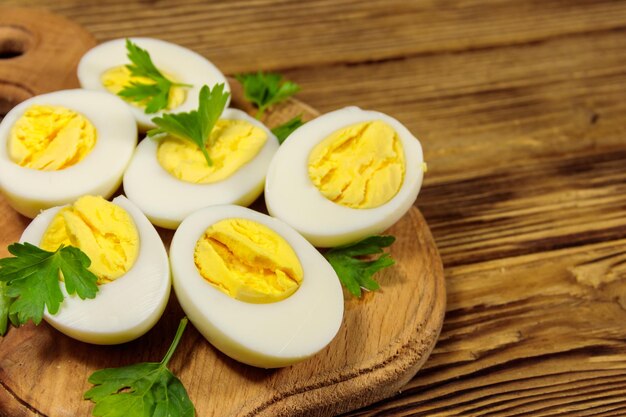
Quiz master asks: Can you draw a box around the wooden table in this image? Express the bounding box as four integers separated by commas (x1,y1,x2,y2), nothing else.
3,0,626,415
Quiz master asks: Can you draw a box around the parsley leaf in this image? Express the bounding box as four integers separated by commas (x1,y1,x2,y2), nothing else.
324,236,396,297
85,317,195,417
235,71,300,119
0,281,19,336
148,83,230,167
118,39,192,114
0,242,99,326
0,282,13,336
271,115,305,144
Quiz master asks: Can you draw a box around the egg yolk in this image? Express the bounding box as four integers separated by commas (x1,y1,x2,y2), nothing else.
8,105,97,170
308,120,405,209
194,218,303,303
40,195,139,285
157,119,267,184
101,65,186,111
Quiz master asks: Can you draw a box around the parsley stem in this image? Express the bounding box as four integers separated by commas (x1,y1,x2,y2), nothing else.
200,147,213,167
161,317,188,368
255,107,266,119
173,82,193,88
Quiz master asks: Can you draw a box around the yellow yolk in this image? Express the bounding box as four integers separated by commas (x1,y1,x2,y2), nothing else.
8,105,97,170
157,119,267,184
101,65,186,110
194,218,303,303
40,195,139,285
308,120,405,209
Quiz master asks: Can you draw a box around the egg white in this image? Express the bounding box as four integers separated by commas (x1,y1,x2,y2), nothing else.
77,37,230,130
19,196,171,345
170,205,344,368
0,89,137,218
265,106,424,248
123,108,279,230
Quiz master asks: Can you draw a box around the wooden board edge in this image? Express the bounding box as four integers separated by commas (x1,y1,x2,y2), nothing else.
0,380,39,417
248,208,447,417
255,280,445,417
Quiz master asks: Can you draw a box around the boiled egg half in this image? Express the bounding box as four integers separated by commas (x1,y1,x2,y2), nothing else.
170,205,344,368
265,106,424,247
77,37,230,130
123,108,279,229
0,89,137,218
19,195,170,344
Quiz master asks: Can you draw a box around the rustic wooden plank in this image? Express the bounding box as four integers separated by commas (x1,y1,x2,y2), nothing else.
341,237,626,416
419,148,626,266
1,1,626,416
4,0,626,74
283,28,626,179
3,1,626,179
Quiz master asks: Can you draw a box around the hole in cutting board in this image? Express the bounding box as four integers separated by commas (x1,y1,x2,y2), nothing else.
0,25,34,59
0,82,34,118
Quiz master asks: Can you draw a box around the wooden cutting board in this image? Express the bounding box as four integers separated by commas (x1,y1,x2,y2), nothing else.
0,7,446,417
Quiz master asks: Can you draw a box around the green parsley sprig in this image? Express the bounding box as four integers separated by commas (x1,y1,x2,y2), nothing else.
148,83,230,167
0,242,99,333
271,115,305,144
324,236,396,297
85,317,195,417
235,71,300,119
118,39,192,114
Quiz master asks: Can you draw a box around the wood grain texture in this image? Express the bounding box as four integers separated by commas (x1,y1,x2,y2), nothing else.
285,28,626,179
343,237,626,416
2,0,626,415
420,149,626,266
4,0,626,73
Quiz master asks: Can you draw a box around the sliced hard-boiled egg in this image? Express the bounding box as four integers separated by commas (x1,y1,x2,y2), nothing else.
77,37,230,130
0,89,137,218
265,106,424,248
170,205,344,368
19,195,171,345
123,108,279,229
